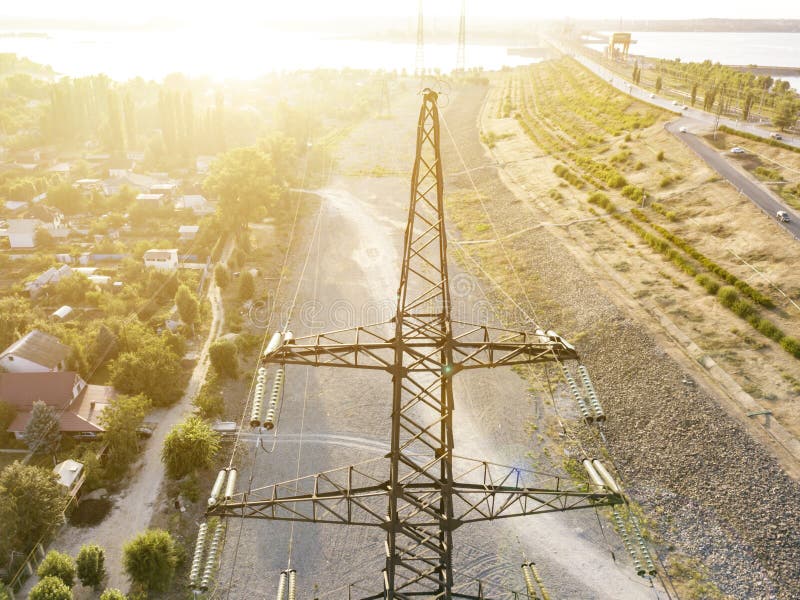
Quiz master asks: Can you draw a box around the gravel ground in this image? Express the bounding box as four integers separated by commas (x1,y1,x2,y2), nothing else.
441,83,800,599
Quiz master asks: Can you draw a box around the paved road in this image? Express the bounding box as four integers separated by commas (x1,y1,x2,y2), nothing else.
665,118,800,239
544,37,800,149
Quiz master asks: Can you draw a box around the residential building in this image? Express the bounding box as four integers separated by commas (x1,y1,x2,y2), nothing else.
0,329,71,373
2,218,42,248
179,224,200,240
175,194,214,216
25,264,73,298
143,248,179,270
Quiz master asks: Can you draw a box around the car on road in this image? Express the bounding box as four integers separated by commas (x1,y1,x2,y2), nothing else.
681,105,688,110
679,126,688,133
730,147,745,154
777,210,790,222
771,133,783,140
671,100,679,105
649,93,655,98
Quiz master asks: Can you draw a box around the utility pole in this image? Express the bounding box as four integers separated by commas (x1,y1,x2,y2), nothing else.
208,90,623,599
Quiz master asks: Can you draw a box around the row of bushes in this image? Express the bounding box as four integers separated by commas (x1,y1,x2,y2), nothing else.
651,202,678,222
568,151,628,188
588,191,616,211
553,164,585,188
718,125,800,154
621,185,644,203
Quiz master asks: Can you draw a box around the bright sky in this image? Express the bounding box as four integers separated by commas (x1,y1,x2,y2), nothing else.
3,0,798,22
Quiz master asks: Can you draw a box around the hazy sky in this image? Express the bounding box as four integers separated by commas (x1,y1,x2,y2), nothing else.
2,0,798,22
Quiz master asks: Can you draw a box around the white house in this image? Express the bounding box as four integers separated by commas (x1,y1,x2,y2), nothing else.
25,264,73,298
135,193,164,207
0,329,71,373
178,225,200,241
175,194,214,216
3,219,42,248
143,248,179,270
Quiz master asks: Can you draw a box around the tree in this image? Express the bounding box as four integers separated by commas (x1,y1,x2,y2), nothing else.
203,146,279,229
774,99,799,130
110,341,184,407
655,76,662,93
214,262,230,289
99,590,126,600
161,416,220,479
47,182,85,215
690,82,698,106
0,295,36,349
29,576,72,600
175,284,199,327
37,550,76,588
24,400,61,455
238,270,255,300
209,338,238,378
122,529,178,592
0,463,64,558
76,544,106,589
0,400,16,442
98,393,150,476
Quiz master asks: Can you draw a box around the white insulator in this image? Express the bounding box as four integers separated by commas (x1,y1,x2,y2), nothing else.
224,468,237,500
613,508,644,576
287,569,297,600
561,366,593,423
283,331,295,344
250,382,265,427
208,469,227,506
521,564,538,599
276,571,287,600
578,365,606,422
189,522,209,588
581,458,605,490
264,369,284,430
528,562,551,600
630,515,657,576
264,332,283,356
257,367,267,383
200,521,224,590
591,459,621,494
264,408,277,430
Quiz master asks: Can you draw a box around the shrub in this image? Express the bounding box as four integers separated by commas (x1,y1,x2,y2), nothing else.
751,317,784,342
162,417,221,479
717,286,739,308
99,590,126,600
209,338,238,378
656,150,665,161
37,551,76,588
621,185,644,202
76,544,106,590
781,336,800,358
122,529,178,592
29,576,72,600
695,274,720,295
587,192,615,211
731,299,755,319
214,263,230,289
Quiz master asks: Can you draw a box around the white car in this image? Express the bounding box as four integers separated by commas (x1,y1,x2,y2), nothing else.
679,126,688,133
777,211,790,222
649,93,655,98
681,105,688,110
730,147,745,154
671,100,679,106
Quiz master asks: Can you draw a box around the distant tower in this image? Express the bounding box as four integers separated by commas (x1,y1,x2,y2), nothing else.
456,0,466,72
415,0,425,77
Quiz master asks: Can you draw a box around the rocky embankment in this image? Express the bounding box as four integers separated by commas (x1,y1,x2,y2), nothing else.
442,83,800,599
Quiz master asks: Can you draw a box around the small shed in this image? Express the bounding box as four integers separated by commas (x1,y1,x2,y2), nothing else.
51,305,73,321
178,225,199,240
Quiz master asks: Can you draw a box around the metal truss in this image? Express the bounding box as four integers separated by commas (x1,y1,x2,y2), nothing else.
209,90,616,599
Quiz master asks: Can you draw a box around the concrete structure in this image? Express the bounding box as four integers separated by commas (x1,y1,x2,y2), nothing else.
143,248,179,270
3,219,42,248
0,329,70,373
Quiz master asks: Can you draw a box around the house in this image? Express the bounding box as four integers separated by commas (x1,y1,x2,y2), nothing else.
102,171,161,196
25,264,73,298
143,248,179,270
4,200,28,214
175,194,214,216
150,183,177,201
51,305,73,321
0,371,113,438
0,329,71,373
179,225,199,241
3,219,42,248
135,193,164,207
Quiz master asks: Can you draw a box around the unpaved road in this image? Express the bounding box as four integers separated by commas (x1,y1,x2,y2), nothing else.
215,92,663,599
20,237,234,596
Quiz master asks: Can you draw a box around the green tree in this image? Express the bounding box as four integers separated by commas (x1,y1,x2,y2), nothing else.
238,270,255,300
203,146,279,229
209,338,238,378
98,394,150,477
37,550,76,588
774,99,799,130
76,544,106,589
0,295,36,349
24,400,61,455
122,529,178,592
29,576,72,600
47,182,85,215
0,463,64,558
655,76,662,93
214,263,230,289
175,284,199,327
99,590,126,600
161,416,220,479
690,82,698,106
0,400,16,441
110,341,183,406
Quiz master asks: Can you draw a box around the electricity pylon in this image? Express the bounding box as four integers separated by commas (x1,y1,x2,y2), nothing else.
456,0,466,72
208,89,622,599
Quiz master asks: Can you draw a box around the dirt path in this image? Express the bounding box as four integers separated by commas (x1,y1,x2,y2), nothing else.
20,237,235,597
214,91,664,599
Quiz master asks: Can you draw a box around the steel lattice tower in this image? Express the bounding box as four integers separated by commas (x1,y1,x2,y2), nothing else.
456,0,466,72
208,90,622,599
